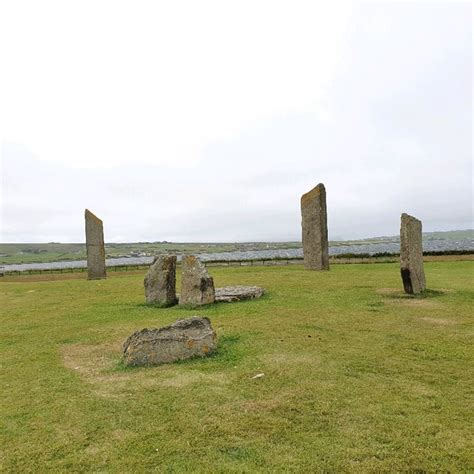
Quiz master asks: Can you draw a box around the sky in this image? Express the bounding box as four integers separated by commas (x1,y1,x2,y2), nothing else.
0,0,472,243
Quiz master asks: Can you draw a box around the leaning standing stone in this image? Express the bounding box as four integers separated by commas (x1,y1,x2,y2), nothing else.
144,255,178,306
85,209,106,280
179,255,215,306
123,316,217,366
301,183,329,270
400,213,426,294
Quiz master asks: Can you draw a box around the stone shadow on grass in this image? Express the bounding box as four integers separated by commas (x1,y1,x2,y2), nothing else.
376,288,447,310
135,292,269,311
136,301,179,309
135,301,216,311
377,288,446,300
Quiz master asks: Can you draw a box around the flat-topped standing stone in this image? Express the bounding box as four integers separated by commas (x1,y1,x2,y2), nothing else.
144,255,178,306
301,183,329,270
85,209,106,280
400,213,426,294
123,316,217,366
179,255,215,306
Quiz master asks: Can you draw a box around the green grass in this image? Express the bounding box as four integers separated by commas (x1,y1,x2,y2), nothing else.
1,262,473,472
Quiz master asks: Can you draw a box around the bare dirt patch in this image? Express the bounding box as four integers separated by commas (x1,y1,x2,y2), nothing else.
420,317,457,326
61,342,130,399
61,341,230,399
376,288,443,309
160,371,229,388
395,299,441,309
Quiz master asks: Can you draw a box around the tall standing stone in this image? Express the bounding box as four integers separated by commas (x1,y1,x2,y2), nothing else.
144,255,178,306
400,213,426,294
179,255,215,306
301,183,329,270
85,209,106,280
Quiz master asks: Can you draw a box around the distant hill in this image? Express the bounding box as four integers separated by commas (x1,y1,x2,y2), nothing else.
422,229,473,240
343,229,473,244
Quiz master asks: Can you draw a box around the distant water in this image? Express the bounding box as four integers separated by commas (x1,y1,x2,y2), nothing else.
2,238,472,272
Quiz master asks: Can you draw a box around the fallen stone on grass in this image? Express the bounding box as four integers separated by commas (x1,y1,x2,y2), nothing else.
122,316,217,366
215,286,265,303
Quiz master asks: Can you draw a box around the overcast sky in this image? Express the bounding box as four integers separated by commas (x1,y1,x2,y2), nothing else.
0,1,472,243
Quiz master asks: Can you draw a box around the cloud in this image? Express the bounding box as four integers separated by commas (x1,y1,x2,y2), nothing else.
0,0,352,168
0,2,472,242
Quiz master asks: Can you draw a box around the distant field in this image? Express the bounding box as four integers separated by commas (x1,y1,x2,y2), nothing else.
1,261,473,471
0,230,472,265
0,241,301,265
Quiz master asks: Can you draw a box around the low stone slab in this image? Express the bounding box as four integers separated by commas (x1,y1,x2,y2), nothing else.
215,286,265,303
122,316,217,366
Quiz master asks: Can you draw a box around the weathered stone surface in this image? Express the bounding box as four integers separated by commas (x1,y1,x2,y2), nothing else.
122,316,217,366
215,286,265,302
179,255,215,306
144,255,177,306
400,213,426,294
85,209,106,280
301,183,329,270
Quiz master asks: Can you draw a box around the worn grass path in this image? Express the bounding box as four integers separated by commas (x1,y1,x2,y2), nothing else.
1,261,473,472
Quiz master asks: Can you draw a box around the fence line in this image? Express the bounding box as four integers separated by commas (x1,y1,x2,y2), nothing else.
1,250,472,277
0,258,306,276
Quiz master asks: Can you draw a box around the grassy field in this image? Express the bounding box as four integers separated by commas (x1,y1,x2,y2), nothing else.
1,261,473,472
